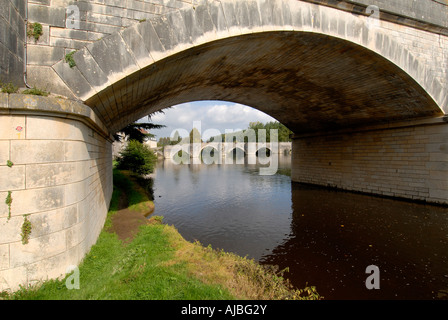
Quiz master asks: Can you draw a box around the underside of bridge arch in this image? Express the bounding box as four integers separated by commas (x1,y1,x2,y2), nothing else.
82,31,442,134
81,29,446,205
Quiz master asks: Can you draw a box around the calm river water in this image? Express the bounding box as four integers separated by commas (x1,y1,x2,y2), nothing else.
150,155,448,300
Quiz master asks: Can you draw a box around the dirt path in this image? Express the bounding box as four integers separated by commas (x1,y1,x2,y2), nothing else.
108,187,149,244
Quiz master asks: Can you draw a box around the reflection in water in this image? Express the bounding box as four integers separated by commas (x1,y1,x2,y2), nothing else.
151,156,448,300
262,184,448,299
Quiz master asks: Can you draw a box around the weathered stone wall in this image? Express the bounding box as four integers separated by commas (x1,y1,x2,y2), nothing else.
25,0,447,130
0,0,26,86
23,0,448,107
318,0,448,99
25,0,193,97
347,0,448,29
292,118,448,205
0,94,113,291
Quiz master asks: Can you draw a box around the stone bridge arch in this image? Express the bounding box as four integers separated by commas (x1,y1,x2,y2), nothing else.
2,0,448,292
200,144,220,155
50,0,445,134
227,146,247,156
256,146,272,156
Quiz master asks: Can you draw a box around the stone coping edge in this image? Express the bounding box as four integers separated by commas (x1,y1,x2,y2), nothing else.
0,93,113,142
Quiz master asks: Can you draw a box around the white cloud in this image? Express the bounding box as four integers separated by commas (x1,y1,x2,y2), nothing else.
206,104,256,124
146,101,277,141
150,112,166,122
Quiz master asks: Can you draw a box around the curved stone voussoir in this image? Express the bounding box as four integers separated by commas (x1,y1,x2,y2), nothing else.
49,0,446,122
88,32,140,85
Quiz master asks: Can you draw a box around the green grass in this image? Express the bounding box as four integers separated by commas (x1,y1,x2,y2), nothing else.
22,86,49,96
4,169,321,300
6,169,233,300
113,170,154,214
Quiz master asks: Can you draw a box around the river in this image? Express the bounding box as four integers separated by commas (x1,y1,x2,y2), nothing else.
149,155,448,300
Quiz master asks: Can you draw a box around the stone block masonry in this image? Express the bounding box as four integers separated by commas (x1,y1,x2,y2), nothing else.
0,0,26,86
22,0,448,112
24,0,194,97
292,118,448,205
0,93,113,292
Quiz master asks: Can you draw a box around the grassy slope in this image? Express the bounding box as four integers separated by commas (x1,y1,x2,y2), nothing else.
5,170,320,300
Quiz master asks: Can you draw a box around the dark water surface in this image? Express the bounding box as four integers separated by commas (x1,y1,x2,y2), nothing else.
150,156,448,300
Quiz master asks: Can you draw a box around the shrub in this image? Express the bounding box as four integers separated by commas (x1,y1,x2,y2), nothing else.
116,140,156,176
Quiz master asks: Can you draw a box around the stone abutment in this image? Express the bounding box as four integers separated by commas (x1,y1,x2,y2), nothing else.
0,94,113,291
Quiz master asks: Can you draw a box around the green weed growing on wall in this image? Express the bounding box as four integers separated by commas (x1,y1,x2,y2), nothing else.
65,51,76,68
22,86,49,96
5,191,12,221
0,82,19,94
27,22,43,42
21,215,32,245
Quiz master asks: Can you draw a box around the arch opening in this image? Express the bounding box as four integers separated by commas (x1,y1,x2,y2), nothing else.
76,30,442,136
256,147,272,158
201,146,220,165
227,147,246,159
172,150,191,164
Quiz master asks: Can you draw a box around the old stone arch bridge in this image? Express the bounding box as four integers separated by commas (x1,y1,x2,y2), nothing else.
0,0,447,291
162,142,293,159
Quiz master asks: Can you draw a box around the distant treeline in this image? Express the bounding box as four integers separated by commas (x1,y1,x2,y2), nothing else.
207,121,293,143
157,121,293,147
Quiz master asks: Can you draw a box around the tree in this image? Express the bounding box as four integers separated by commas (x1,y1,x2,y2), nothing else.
206,121,293,143
116,140,157,176
248,121,293,142
170,130,183,145
157,137,171,147
277,122,293,142
113,111,168,143
189,127,202,144
114,122,165,143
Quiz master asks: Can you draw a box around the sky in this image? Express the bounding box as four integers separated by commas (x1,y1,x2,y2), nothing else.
147,101,277,141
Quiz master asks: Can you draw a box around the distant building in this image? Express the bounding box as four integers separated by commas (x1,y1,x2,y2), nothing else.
145,137,157,149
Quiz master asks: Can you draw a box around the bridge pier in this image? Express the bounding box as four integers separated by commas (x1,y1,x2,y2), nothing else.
291,117,448,205
0,94,113,291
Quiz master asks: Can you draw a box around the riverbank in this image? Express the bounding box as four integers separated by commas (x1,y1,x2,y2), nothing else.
2,169,321,300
